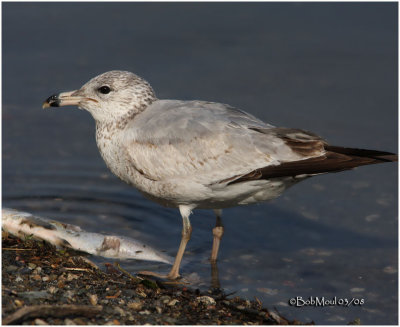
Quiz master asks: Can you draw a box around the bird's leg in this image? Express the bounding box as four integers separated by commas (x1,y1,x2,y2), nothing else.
210,209,223,290
210,209,224,263
167,205,193,279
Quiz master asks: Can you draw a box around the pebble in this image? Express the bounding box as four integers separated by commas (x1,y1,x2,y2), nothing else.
32,274,42,281
124,289,136,297
196,296,216,305
73,318,86,325
269,311,282,324
34,318,48,325
160,295,170,304
6,265,18,272
163,317,177,324
64,318,75,325
15,275,23,282
49,274,58,281
168,299,179,306
136,289,147,298
48,286,57,294
20,267,31,275
104,321,115,325
88,294,98,306
64,290,76,301
139,310,151,315
14,299,24,307
67,273,79,281
28,263,37,270
42,276,50,282
114,306,126,317
127,301,142,311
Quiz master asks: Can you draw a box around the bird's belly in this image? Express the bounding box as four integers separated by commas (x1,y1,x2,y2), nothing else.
194,177,299,209
139,177,301,210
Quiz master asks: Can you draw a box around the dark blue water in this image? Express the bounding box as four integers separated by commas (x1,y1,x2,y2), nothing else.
3,3,398,324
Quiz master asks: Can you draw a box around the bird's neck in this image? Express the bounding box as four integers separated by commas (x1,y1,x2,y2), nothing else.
94,96,157,131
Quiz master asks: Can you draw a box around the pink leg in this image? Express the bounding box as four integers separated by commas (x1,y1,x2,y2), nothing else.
210,209,224,263
167,205,193,279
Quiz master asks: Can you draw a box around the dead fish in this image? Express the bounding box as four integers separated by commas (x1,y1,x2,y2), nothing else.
2,208,172,264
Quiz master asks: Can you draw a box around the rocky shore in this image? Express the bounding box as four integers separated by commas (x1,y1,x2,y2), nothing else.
2,233,309,325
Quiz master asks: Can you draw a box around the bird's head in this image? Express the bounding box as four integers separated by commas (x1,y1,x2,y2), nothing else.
43,70,157,123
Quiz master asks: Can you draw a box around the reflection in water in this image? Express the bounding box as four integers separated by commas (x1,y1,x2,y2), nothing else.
210,260,221,291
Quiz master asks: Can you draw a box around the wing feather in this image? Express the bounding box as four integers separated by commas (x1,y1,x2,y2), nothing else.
122,100,327,184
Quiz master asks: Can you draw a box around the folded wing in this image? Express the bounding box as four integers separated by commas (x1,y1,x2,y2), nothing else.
122,100,328,184
122,100,396,185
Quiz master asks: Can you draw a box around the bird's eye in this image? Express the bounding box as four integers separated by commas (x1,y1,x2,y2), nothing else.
98,86,111,94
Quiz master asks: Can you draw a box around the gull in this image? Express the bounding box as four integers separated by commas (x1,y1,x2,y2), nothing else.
43,70,397,279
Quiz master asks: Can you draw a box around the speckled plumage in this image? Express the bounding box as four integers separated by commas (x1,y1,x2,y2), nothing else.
44,70,397,278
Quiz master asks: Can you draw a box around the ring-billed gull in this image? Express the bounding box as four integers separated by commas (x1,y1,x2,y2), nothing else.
43,70,397,279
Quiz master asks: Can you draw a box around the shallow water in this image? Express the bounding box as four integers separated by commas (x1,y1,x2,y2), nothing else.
3,3,398,324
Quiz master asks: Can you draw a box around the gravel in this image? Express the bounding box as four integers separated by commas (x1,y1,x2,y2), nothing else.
2,233,310,325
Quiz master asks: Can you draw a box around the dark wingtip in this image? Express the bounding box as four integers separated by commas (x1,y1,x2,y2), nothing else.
227,145,397,185
325,145,398,162
379,154,398,162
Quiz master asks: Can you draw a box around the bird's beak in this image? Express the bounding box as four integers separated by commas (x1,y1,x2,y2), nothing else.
42,90,83,109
